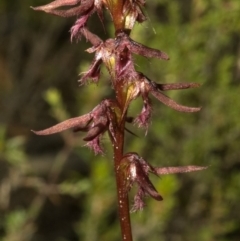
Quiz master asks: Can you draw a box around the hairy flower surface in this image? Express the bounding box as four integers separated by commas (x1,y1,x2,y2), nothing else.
122,73,202,130
32,2,206,239
116,31,169,61
119,152,162,211
32,99,120,154
119,152,207,211
31,0,96,18
31,0,105,42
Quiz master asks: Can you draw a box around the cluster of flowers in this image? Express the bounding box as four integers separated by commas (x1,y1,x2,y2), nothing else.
32,0,205,211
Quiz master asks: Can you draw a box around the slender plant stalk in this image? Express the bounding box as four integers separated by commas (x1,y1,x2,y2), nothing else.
114,121,133,241
31,0,207,240
111,0,133,231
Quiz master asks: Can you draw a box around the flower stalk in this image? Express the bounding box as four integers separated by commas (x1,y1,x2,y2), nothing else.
31,0,207,240
114,120,133,241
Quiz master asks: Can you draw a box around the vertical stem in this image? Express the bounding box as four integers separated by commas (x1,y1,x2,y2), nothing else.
113,119,133,241
106,0,125,31
106,0,133,238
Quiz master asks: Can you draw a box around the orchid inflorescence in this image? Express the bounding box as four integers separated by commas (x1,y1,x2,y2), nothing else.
119,153,207,212
32,0,206,239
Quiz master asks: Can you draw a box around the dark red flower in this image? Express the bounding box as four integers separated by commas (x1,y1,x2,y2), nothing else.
31,0,104,41
115,31,169,61
119,152,162,211
119,152,207,212
79,39,116,84
32,99,119,155
120,72,201,130
31,0,95,18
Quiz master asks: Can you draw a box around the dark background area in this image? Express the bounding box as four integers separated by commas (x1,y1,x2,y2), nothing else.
1,0,240,241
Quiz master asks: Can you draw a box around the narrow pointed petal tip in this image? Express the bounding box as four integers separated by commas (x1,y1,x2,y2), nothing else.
30,5,52,12
116,32,170,61
120,153,163,208
30,0,81,11
151,90,202,113
31,0,94,18
157,82,201,91
84,137,104,155
130,42,170,60
30,6,40,11
155,165,208,175
31,114,92,135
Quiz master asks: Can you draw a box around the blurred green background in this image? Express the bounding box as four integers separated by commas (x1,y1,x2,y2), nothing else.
1,0,240,241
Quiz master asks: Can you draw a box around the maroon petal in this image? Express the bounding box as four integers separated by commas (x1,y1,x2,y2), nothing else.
151,89,201,112
70,15,91,41
135,161,163,201
138,156,156,175
115,47,134,77
134,98,152,130
84,136,104,155
155,165,208,175
79,58,102,84
31,0,94,18
129,40,169,60
116,32,169,60
157,82,201,91
79,27,102,46
83,116,108,141
131,188,146,212
83,125,105,141
37,5,83,18
32,114,92,135
123,153,163,201
120,153,163,210
31,0,80,11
